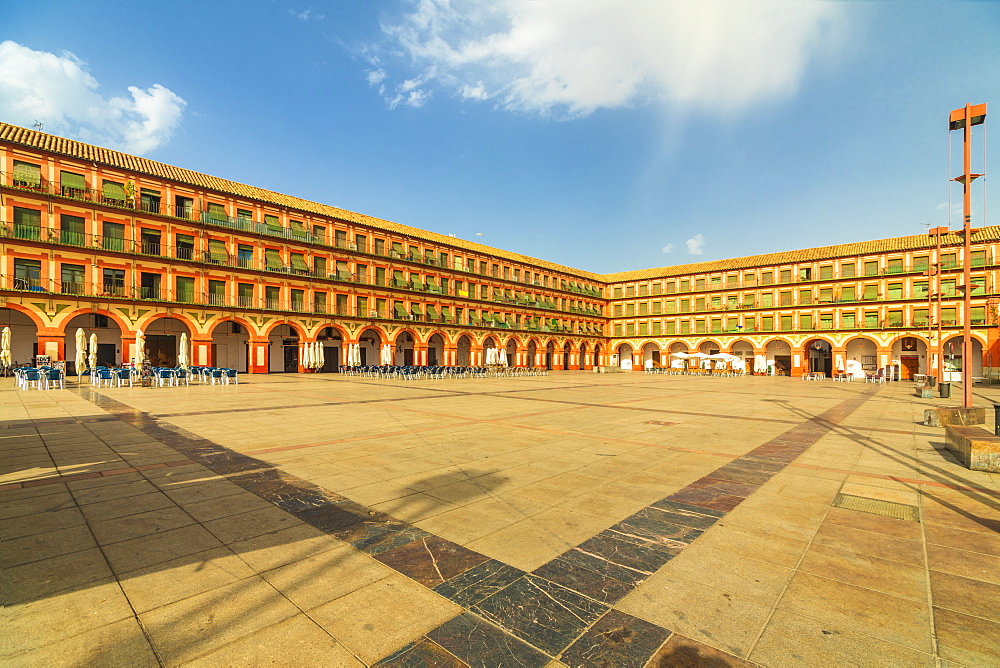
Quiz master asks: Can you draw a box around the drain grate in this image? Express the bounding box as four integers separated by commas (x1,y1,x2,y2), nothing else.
832,493,920,521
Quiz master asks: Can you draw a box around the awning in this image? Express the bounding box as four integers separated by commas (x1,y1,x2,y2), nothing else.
14,162,41,187
290,254,309,271
411,304,423,315
60,172,86,191
264,249,282,269
468,312,480,324
102,181,126,200
394,303,408,318
427,305,438,318
208,240,228,262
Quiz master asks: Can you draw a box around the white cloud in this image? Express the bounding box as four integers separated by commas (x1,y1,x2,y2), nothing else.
0,41,186,154
661,243,674,254
290,8,324,21
374,0,847,117
366,69,387,86
686,234,705,255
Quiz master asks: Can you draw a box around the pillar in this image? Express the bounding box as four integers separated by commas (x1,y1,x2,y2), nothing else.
191,337,213,367
247,338,270,374
414,344,428,366
35,331,64,363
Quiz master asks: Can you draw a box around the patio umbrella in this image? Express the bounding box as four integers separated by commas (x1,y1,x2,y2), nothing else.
381,343,393,365
354,343,363,366
316,342,325,369
88,332,98,372
301,342,310,369
670,352,690,359
498,348,508,365
75,328,87,377
308,342,317,369
135,329,145,365
0,326,11,368
178,332,189,370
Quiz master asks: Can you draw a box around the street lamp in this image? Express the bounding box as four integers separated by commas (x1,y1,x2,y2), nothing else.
948,103,987,409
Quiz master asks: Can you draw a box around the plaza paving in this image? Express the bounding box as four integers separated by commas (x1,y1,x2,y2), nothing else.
1,371,998,667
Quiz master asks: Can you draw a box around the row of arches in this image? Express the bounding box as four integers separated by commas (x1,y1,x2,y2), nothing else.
613,334,986,380
0,305,606,373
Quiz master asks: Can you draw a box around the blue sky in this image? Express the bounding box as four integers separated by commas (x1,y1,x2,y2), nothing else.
2,1,998,274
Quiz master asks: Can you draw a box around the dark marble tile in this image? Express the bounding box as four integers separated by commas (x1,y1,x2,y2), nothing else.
685,476,760,499
576,531,676,572
346,519,433,556
607,509,703,554
532,558,635,605
559,609,671,668
559,545,660,587
434,560,526,608
665,488,745,513
724,456,785,471
650,499,726,520
375,536,489,588
705,465,773,486
201,452,266,475
472,575,608,656
374,637,468,667
639,501,720,531
427,612,550,668
294,501,373,534
646,633,755,667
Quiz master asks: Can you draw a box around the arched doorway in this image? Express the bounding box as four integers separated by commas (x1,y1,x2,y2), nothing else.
593,343,601,368
428,333,445,366
268,324,300,372
64,312,123,372
545,341,555,370
1,308,39,367
698,341,720,355
765,339,792,376
804,339,833,376
358,328,382,366
562,342,571,370
846,338,877,377
395,332,415,365
579,342,589,370
527,340,537,368
616,343,633,370
145,317,192,368
319,327,342,372
457,335,472,366
730,339,755,374
641,342,660,368
891,336,927,380
211,320,248,372
943,336,984,382
505,338,517,367
482,336,497,366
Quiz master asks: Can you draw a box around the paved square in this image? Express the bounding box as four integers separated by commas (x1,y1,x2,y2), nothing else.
2,372,999,666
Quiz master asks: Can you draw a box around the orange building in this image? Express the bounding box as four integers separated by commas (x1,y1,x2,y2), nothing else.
1,121,996,380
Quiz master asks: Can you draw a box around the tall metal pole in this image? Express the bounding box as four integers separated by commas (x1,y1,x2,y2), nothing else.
949,103,987,408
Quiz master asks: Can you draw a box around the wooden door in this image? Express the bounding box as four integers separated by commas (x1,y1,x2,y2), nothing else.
900,356,919,380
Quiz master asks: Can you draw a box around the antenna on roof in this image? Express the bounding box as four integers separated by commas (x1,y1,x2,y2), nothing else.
32,120,44,131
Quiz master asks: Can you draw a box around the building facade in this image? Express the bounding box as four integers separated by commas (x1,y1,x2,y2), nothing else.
1,122,997,379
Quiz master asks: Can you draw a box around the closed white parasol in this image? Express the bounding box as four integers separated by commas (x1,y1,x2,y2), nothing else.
178,332,189,369
75,328,87,377
0,326,11,368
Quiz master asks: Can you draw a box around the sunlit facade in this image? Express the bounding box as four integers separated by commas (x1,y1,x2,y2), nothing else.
1,122,997,379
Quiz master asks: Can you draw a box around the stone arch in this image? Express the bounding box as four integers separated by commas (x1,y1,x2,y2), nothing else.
640,341,661,368
357,327,385,367
456,333,473,366
615,342,634,370
62,310,127,370
139,315,195,368
579,341,590,370
394,330,416,365
764,337,794,376
888,334,930,380
545,340,556,370
427,332,446,366
562,340,572,370
667,341,689,353
697,339,722,354
942,334,987,381
57,306,130,335
0,306,42,366
266,322,303,372
802,337,834,376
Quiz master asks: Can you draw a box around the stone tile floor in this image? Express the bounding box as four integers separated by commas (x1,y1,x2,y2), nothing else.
1,371,998,667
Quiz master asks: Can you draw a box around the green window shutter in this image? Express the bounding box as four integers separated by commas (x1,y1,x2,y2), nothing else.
427,305,438,318
60,171,86,191
264,215,281,232
841,286,855,301
971,306,986,324
411,304,423,315
265,249,282,269
13,161,41,187
103,180,126,201
863,285,878,300
208,240,227,263
291,253,309,271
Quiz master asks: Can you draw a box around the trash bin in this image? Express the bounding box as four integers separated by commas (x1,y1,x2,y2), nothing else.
927,376,936,388
939,382,951,398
